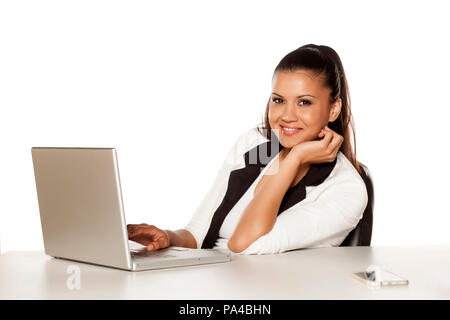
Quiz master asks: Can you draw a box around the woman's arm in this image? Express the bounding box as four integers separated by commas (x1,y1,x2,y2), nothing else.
236,172,368,254
165,229,197,249
228,126,343,253
227,151,301,253
130,128,267,251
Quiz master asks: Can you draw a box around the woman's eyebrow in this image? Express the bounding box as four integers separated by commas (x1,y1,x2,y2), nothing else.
272,92,316,99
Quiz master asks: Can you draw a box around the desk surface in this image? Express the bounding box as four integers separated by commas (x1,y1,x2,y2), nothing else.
1,245,450,299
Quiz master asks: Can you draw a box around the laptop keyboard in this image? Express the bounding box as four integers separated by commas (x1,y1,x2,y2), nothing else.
128,240,192,259
129,245,222,262
131,250,175,259
130,246,192,259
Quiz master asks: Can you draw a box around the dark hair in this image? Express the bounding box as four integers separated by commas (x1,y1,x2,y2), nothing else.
257,43,362,174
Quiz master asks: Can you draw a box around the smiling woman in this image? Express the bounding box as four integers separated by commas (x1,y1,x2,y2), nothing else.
128,44,369,255
260,44,361,175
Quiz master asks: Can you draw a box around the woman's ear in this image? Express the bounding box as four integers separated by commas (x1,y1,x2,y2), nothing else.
328,98,342,123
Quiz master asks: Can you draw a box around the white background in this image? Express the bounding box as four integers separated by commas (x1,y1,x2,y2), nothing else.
1,0,449,253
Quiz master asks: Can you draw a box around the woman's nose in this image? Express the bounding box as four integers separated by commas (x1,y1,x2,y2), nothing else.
281,103,297,121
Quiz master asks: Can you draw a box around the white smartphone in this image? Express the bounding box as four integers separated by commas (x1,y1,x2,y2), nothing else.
352,266,409,287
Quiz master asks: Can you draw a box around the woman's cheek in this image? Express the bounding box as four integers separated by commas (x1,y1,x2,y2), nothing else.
268,108,282,130
299,110,315,125
301,112,325,135
268,105,280,122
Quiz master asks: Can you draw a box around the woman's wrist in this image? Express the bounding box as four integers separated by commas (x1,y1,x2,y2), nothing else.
285,147,307,168
165,229,197,249
163,229,171,247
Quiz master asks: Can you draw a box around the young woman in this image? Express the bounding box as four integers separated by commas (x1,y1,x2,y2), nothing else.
127,44,368,255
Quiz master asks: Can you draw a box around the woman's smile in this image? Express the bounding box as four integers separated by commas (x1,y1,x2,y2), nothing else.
280,124,303,136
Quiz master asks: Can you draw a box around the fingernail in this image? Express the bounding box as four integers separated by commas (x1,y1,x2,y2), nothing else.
148,244,153,250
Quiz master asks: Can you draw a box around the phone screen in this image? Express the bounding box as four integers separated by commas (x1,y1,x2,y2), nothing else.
353,269,409,286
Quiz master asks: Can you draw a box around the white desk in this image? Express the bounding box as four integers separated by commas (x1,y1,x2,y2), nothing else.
1,245,449,299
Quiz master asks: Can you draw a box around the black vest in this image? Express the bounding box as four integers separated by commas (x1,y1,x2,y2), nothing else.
201,138,337,249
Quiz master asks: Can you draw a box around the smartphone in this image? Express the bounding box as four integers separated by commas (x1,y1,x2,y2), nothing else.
352,267,409,287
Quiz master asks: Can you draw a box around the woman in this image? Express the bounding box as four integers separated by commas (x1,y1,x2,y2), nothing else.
128,44,368,255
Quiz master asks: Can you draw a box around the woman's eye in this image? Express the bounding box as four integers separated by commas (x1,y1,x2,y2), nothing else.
271,97,311,106
272,97,283,104
299,99,311,106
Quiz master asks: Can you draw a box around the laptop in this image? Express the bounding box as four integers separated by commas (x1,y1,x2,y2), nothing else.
31,147,231,271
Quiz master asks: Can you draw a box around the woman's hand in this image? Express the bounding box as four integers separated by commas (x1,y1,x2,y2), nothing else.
127,223,170,252
288,126,344,166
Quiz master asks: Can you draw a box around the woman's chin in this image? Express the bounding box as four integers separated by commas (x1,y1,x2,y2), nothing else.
279,141,297,150
279,136,306,148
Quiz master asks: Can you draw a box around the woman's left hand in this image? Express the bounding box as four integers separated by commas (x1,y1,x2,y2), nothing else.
288,126,344,166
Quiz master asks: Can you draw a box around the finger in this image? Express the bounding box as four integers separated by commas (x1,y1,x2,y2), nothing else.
127,225,135,234
127,224,142,233
328,135,343,155
128,223,151,234
321,130,333,146
128,228,142,237
157,234,169,249
318,129,325,138
324,125,337,135
128,228,145,238
146,241,160,251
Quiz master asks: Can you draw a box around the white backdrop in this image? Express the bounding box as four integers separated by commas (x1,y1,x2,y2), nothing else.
1,0,449,253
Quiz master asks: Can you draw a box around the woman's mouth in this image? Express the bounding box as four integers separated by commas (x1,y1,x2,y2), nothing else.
280,125,303,136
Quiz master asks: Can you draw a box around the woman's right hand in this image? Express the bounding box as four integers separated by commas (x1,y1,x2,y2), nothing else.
127,223,170,252
289,126,343,166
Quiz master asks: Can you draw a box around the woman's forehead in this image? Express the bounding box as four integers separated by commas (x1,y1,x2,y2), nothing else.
272,70,329,95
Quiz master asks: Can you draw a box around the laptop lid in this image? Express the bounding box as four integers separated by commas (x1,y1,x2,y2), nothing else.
31,147,132,270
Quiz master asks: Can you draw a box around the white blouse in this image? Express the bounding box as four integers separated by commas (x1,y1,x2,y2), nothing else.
184,127,368,255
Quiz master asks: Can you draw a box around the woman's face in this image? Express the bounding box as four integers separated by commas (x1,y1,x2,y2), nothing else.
269,69,340,149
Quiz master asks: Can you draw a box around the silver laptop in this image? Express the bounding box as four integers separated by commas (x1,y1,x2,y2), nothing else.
31,147,230,271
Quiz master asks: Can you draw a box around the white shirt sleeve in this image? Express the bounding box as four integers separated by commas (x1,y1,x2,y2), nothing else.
237,171,369,255
183,149,234,249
